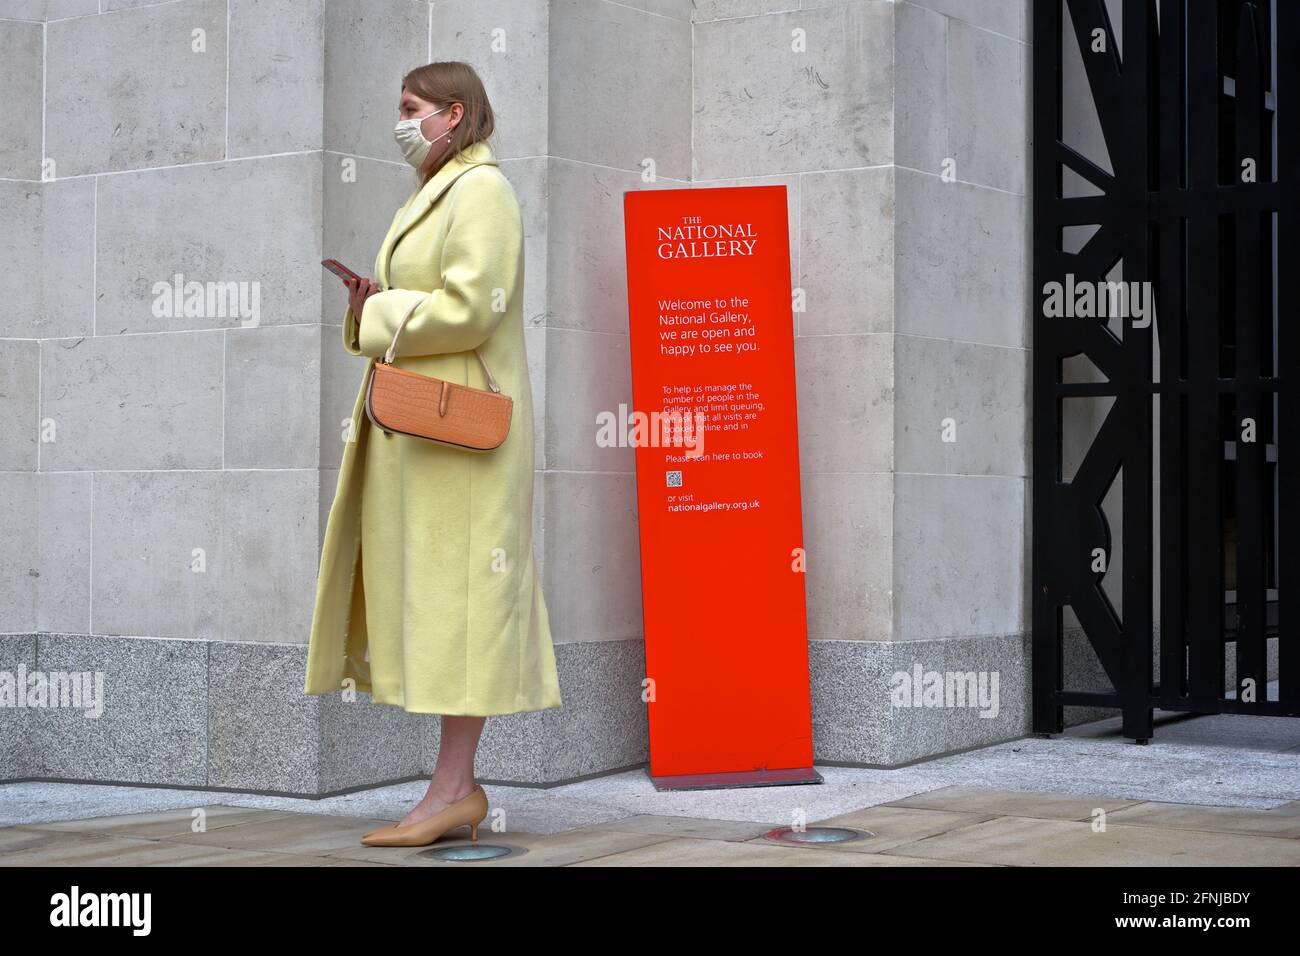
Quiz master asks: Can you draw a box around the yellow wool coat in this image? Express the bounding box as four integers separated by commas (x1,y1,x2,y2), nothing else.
304,140,563,716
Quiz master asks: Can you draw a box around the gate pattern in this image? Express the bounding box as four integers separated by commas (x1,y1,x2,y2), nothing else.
1032,0,1299,739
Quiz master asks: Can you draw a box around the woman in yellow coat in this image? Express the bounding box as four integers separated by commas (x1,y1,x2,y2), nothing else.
304,62,562,847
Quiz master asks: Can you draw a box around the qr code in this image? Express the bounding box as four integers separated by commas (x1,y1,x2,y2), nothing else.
665,470,682,487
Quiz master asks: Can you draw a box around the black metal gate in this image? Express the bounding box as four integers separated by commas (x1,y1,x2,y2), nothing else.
1032,0,1299,741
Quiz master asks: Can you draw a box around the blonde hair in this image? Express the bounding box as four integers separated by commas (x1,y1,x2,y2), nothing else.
401,61,496,186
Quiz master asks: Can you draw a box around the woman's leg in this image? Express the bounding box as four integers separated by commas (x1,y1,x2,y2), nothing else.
399,715,486,827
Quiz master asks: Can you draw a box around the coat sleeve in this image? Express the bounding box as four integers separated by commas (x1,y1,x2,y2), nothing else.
354,169,521,359
342,304,362,355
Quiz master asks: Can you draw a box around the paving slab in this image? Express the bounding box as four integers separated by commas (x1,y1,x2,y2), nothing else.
0,830,354,866
880,816,1300,867
800,805,998,853
575,814,774,842
567,837,996,867
160,810,396,856
324,826,677,867
1104,800,1300,839
27,805,296,839
885,785,1143,820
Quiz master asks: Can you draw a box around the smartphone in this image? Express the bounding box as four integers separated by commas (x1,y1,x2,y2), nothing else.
321,258,362,283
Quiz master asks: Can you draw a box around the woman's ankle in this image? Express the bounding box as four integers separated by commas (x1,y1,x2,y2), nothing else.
426,775,476,801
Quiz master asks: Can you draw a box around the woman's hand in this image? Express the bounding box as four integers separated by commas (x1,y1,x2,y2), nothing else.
345,276,381,323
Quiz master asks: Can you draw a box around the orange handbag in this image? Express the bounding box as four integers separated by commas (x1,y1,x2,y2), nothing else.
364,296,513,452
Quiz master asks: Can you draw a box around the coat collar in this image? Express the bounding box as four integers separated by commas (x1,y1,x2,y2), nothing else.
378,140,499,289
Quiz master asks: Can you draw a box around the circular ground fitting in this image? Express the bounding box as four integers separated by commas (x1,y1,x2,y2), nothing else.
762,826,872,844
415,843,520,862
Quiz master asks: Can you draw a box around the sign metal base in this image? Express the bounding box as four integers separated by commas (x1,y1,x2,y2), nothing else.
647,766,824,792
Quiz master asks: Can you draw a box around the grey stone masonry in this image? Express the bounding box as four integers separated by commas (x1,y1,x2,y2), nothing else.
1,0,1035,792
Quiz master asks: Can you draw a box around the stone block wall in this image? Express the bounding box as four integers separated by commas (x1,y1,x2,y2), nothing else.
0,0,1033,791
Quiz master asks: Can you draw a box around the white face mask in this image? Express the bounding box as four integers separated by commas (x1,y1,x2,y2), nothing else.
394,104,453,168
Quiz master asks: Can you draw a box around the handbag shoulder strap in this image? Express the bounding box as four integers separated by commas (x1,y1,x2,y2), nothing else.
383,295,502,394
473,347,501,393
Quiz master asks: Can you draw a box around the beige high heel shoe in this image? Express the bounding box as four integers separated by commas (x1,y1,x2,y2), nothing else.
361,785,489,847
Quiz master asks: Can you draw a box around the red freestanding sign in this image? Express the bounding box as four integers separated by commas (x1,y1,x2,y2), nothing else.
622,185,817,787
